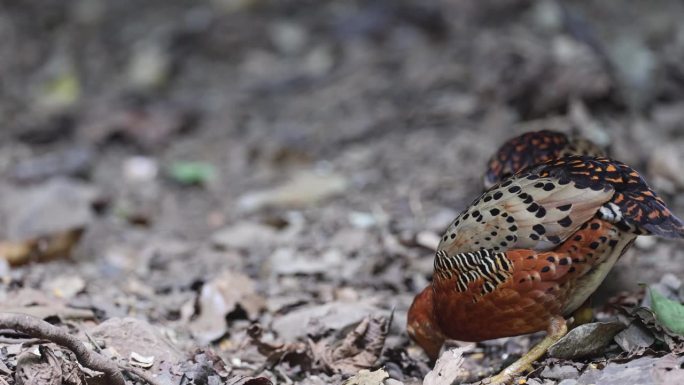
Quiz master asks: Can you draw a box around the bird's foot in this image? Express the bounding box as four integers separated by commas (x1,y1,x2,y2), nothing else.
475,316,568,385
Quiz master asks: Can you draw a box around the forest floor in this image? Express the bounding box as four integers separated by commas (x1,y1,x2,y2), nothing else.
1,1,684,384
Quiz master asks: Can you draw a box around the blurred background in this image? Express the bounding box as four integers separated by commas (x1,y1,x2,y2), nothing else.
1,0,684,383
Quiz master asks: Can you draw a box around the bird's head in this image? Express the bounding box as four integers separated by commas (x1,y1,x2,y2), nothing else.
407,285,446,361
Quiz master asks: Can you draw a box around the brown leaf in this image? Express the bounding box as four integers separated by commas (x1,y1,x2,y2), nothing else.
310,313,391,375
614,322,655,357
618,304,684,355
0,228,84,266
189,270,266,344
15,345,86,385
179,349,233,385
247,324,312,370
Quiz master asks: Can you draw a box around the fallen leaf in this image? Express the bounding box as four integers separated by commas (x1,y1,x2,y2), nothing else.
15,345,86,385
237,171,347,212
311,314,392,374
168,161,217,185
343,369,389,385
11,146,94,183
127,41,170,89
43,275,86,300
129,352,154,368
1,287,95,321
614,322,655,355
79,102,197,149
423,348,467,385
39,68,81,112
189,270,265,344
0,179,98,266
649,286,684,336
212,221,301,250
247,323,311,370
619,304,684,355
179,349,233,385
272,301,385,341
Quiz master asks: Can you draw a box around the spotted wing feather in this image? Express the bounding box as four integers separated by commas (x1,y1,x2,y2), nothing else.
528,156,684,238
439,172,613,256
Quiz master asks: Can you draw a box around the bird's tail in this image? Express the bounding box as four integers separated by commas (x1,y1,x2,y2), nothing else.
604,190,684,239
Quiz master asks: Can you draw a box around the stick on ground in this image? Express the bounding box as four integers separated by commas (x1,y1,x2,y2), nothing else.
0,313,126,385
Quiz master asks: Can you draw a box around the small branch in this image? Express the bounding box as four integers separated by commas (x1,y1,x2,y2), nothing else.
120,364,166,385
0,313,126,385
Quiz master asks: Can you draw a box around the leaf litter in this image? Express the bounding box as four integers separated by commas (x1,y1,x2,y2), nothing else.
2,1,684,384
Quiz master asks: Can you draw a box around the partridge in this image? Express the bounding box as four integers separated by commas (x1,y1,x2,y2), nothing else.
484,130,604,188
408,155,684,384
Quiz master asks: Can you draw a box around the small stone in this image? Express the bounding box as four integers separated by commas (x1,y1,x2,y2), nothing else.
634,236,657,250
123,156,159,183
348,211,376,229
270,22,307,54
540,364,579,380
660,273,682,292
548,321,625,359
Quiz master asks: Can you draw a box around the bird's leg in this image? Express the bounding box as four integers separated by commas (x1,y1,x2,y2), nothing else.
569,297,593,329
480,316,568,385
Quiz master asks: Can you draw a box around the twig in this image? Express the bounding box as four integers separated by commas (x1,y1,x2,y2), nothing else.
84,330,102,353
0,313,126,385
120,364,166,385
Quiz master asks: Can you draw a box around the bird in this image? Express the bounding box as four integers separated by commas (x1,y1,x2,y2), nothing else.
407,155,684,384
483,130,605,189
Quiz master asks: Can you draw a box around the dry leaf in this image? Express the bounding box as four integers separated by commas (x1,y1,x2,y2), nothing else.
189,270,266,344
343,369,389,385
237,171,347,212
311,313,392,374
423,348,467,385
247,323,311,370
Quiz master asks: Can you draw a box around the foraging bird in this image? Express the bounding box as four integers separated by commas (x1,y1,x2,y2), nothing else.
483,130,604,188
408,155,684,384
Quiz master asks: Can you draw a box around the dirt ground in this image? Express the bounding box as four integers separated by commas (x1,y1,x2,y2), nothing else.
1,1,684,384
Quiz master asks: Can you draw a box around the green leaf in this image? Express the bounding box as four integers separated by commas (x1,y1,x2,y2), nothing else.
168,162,216,185
649,286,684,336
